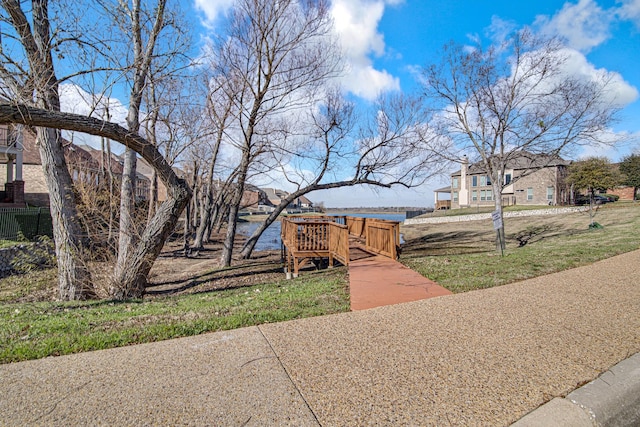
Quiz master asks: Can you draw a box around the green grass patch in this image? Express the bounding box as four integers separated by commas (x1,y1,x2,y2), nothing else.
402,204,640,293
0,268,349,363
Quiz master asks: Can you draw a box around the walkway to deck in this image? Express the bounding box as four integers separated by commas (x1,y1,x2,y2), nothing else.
348,245,452,310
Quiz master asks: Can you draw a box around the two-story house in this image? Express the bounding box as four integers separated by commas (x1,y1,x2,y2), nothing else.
449,152,571,209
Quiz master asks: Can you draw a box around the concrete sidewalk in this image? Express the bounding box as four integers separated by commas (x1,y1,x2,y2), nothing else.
1,250,640,426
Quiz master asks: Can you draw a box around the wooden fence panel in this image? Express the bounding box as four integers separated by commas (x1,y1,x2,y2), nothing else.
346,216,365,237
364,220,400,259
328,222,349,266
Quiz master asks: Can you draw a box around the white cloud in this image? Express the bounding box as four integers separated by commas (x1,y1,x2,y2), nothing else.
555,48,639,106
58,84,129,152
486,16,518,45
59,84,128,125
575,127,637,160
534,0,615,52
194,0,401,100
193,0,235,28
330,0,401,99
617,0,640,27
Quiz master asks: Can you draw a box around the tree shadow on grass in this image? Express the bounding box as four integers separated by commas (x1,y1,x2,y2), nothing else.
146,261,283,295
402,231,491,257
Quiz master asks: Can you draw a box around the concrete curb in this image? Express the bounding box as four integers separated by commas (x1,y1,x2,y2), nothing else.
511,352,640,426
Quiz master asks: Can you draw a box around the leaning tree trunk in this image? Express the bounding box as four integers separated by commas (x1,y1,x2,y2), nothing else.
0,103,191,299
239,206,282,259
37,127,96,299
220,149,250,266
110,185,190,299
147,169,158,224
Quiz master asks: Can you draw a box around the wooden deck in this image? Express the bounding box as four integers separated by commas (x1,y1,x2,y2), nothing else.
281,216,401,277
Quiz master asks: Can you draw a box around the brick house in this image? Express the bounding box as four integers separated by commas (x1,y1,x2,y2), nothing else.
261,187,314,211
0,126,151,206
450,152,571,209
608,186,636,201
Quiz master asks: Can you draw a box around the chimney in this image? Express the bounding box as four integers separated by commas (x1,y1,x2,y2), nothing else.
459,155,469,207
461,155,468,180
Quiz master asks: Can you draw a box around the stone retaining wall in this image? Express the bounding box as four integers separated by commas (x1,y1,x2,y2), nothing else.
403,207,587,225
0,241,55,277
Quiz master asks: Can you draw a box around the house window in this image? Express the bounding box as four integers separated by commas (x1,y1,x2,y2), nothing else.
527,187,534,201
487,189,493,201
453,177,459,188
480,176,486,186
453,191,458,202
547,186,554,201
505,174,512,185
486,175,491,185
472,176,478,187
472,190,478,201
480,190,486,201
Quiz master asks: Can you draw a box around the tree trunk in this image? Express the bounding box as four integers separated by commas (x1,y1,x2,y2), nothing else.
492,180,506,253
147,169,158,224
220,148,250,266
221,203,239,266
239,207,281,258
192,188,213,250
109,186,190,299
37,127,96,299
183,198,191,256
111,147,139,296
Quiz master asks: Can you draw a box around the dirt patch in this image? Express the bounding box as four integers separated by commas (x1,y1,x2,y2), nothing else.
0,232,287,303
146,242,284,298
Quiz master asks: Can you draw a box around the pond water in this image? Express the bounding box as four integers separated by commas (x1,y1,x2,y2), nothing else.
236,213,406,252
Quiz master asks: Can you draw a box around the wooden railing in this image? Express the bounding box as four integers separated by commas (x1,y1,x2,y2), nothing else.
364,219,400,259
436,200,451,210
281,215,401,277
345,216,365,237
281,217,346,277
328,222,349,266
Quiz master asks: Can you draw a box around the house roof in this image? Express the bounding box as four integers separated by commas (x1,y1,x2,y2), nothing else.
434,186,451,193
296,195,313,205
451,151,570,176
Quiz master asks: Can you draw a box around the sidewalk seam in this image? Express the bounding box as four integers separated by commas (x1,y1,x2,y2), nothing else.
257,325,321,426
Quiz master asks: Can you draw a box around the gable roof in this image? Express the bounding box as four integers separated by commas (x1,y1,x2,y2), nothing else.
451,151,570,176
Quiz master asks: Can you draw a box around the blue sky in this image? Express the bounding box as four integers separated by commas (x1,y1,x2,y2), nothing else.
312,0,640,207
77,0,640,208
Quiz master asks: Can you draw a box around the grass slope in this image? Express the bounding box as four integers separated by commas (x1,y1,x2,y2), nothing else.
0,268,349,363
402,203,640,293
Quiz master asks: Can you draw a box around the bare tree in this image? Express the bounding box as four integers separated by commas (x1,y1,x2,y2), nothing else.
207,0,342,267
0,0,96,299
422,30,622,252
0,103,192,293
192,82,237,251
239,91,446,258
0,0,193,299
